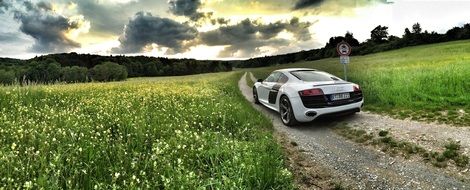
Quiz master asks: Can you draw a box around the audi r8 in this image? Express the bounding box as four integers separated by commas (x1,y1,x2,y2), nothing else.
253,68,364,126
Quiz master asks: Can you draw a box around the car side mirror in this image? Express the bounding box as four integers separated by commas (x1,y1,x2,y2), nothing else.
257,79,263,83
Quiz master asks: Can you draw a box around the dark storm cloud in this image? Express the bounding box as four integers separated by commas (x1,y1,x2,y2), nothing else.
168,0,214,22
169,0,201,17
13,1,81,53
113,12,198,54
292,0,392,10
199,18,314,57
293,0,325,10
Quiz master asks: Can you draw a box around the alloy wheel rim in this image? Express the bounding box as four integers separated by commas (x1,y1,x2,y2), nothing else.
280,98,290,123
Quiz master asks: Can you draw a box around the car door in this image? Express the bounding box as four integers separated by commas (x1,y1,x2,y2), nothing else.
258,72,281,104
268,73,289,106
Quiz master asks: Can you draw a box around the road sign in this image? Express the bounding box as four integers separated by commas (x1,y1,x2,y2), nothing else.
337,41,352,56
337,41,352,81
340,55,349,64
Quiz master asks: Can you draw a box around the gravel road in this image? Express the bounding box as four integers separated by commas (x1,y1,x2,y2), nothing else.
240,73,469,190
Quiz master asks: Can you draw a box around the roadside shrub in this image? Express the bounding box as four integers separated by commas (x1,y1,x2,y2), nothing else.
61,66,88,83
378,130,389,137
90,62,128,82
443,149,458,159
0,69,16,85
444,140,460,151
454,155,469,167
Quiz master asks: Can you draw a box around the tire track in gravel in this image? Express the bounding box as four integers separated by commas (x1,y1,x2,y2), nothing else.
239,72,468,190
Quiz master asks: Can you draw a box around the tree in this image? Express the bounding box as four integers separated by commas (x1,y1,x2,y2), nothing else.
90,62,128,82
0,70,16,85
345,31,360,46
404,28,411,37
143,62,159,76
46,61,62,82
62,66,88,83
370,25,389,43
26,59,62,83
412,23,422,34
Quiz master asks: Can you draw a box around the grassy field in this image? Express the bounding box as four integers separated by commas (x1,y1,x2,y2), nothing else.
248,40,470,126
0,72,293,189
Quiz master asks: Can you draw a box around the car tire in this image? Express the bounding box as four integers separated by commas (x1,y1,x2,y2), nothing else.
253,87,260,104
279,96,298,126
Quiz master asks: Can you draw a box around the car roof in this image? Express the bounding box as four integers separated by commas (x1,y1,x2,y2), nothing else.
275,68,316,72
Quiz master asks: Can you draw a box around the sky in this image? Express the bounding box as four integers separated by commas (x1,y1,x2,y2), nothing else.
0,0,470,60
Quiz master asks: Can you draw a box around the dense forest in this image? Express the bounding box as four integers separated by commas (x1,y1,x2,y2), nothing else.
0,54,232,84
236,22,470,67
1,22,469,85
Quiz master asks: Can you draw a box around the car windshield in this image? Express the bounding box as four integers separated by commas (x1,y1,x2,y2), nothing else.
290,70,338,82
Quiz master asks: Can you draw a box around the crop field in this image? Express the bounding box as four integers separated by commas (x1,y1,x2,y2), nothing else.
0,73,293,189
248,40,470,126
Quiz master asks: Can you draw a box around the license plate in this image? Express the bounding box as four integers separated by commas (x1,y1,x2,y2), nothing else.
331,93,350,101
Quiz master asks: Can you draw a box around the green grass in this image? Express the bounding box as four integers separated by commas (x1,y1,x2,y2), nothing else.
247,40,470,126
0,72,293,189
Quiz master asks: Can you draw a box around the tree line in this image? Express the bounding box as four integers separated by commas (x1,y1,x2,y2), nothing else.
236,22,470,68
0,54,232,85
0,59,127,85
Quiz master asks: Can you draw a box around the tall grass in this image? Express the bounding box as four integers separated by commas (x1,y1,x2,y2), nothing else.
249,40,470,125
0,72,293,189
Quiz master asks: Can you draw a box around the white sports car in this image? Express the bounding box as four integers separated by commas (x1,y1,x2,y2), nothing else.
253,68,364,126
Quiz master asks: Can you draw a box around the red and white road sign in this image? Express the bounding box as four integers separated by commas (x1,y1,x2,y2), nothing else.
337,41,352,56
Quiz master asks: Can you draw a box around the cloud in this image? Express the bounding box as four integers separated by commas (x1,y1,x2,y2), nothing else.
113,12,198,54
168,0,214,22
73,0,129,35
12,1,87,53
293,0,325,10
0,32,26,43
199,18,314,57
292,0,391,11
66,0,169,35
0,0,11,13
169,0,201,17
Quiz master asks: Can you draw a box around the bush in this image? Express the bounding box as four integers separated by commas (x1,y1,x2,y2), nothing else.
378,130,389,137
454,155,469,167
62,66,88,83
0,69,16,85
90,62,128,82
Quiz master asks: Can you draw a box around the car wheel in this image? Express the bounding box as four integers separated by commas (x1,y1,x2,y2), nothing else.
253,87,260,104
280,96,298,126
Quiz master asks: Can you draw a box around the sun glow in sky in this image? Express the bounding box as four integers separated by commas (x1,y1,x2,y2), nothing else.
1,0,470,60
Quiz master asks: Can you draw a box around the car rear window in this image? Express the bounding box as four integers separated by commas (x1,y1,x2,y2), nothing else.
290,70,337,82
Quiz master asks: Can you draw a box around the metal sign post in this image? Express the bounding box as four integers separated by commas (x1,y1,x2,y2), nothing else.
337,41,352,81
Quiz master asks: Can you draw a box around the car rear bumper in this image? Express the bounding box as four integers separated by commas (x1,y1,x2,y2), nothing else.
291,98,364,122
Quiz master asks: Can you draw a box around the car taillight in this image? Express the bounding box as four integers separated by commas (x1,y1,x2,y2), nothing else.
353,85,361,92
299,88,324,96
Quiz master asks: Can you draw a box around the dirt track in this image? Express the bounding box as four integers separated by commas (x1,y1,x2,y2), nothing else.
239,72,469,190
